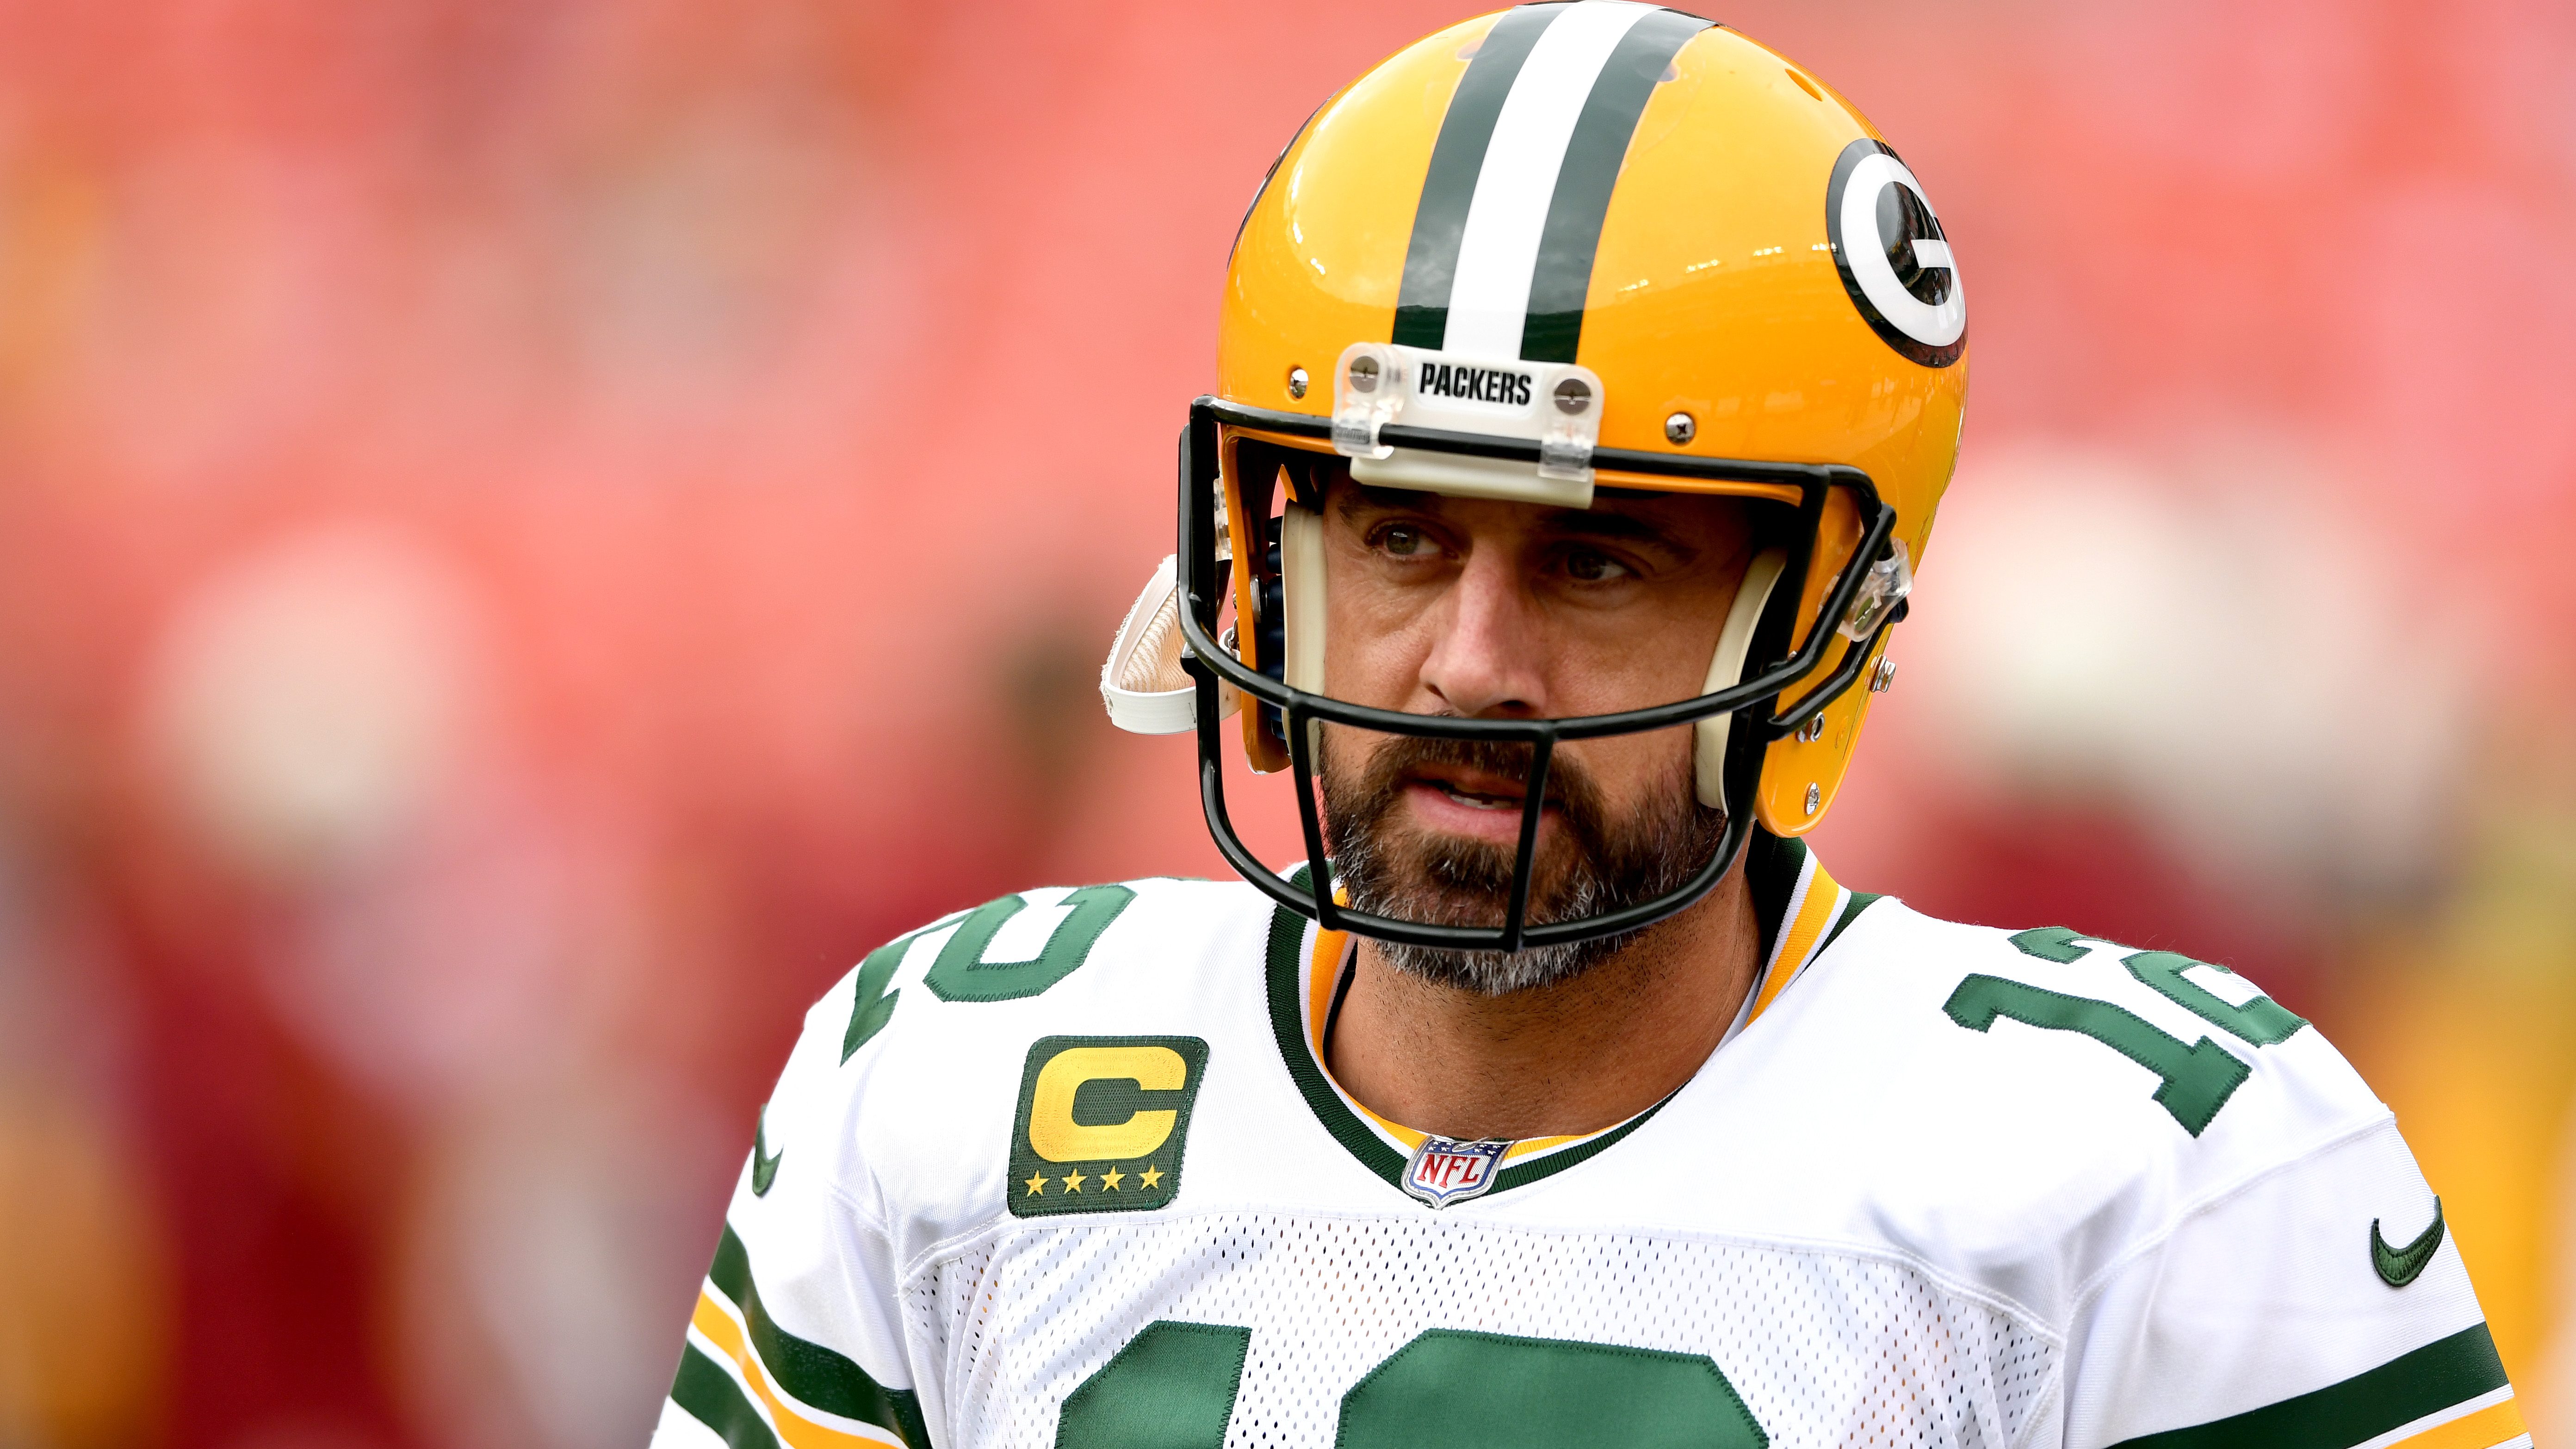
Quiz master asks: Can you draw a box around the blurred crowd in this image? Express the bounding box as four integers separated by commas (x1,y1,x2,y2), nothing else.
0,0,2570,1445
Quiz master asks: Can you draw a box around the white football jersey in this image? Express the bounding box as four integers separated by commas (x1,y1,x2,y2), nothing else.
650,839,2526,1449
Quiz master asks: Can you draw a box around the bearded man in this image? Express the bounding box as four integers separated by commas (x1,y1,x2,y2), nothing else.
654,7,2522,1448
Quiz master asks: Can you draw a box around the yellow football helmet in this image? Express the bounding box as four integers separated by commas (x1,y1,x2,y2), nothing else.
1102,3,1966,951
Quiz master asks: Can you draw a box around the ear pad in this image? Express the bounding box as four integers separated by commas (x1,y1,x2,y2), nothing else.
1693,549,1789,810
1277,502,1327,693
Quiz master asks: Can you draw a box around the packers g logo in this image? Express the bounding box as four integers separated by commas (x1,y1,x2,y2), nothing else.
1826,138,1965,367
1009,1036,1208,1218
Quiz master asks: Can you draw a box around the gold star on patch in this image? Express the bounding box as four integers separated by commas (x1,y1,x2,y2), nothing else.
1024,1172,1047,1196
1139,1164,1163,1190
1062,1171,1086,1193
1100,1168,1124,1191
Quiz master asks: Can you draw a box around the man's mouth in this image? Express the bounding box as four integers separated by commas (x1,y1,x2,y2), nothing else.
1433,781,1519,811
1405,764,1558,815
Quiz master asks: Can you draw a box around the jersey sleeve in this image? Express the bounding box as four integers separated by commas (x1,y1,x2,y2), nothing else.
2060,1117,2526,1449
651,943,937,1449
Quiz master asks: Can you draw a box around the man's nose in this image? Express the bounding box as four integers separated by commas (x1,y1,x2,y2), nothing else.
1419,546,1548,718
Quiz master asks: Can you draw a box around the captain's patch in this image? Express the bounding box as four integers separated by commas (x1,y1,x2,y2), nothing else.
1009,1036,1208,1217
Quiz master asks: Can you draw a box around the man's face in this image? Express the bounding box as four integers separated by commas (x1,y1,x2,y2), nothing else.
1314,476,1763,993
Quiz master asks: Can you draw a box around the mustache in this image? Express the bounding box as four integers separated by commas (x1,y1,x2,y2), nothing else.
1315,724,1728,991
1318,731,1620,910
1340,733,1592,810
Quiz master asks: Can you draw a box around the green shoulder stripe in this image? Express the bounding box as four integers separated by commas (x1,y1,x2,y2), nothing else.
707,1224,930,1446
671,1342,781,1449
1818,892,1883,956
2107,1322,2508,1449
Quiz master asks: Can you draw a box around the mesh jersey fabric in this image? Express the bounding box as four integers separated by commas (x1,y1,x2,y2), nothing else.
908,1216,2058,1449
650,847,2521,1449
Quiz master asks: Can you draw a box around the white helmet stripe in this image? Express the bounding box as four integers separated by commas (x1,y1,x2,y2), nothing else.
1443,1,1660,359
1394,3,1709,364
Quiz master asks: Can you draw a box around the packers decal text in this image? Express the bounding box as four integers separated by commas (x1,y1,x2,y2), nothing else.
1414,360,1534,409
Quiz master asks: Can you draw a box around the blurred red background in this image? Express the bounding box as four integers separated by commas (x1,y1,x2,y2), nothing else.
0,1,2571,1445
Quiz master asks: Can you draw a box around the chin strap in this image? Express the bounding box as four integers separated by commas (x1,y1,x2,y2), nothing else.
1101,554,1237,734
1102,496,1326,738
1694,548,1788,810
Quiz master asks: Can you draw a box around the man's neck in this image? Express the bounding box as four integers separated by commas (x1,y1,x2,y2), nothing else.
1323,867,1765,1142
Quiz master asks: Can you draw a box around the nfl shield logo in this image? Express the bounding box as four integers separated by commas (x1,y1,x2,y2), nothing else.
1402,1136,1511,1208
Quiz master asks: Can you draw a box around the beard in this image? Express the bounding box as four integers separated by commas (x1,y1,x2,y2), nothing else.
1318,728,1729,996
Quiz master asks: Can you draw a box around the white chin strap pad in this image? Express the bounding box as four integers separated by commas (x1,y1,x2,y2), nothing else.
1100,503,1324,737
1100,554,1238,734
1694,549,1790,811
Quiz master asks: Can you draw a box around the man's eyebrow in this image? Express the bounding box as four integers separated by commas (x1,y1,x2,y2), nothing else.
1336,484,1696,553
1338,482,1441,517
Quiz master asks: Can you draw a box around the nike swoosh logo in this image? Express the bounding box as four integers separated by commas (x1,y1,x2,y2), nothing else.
2371,1196,2444,1287
752,1106,783,1197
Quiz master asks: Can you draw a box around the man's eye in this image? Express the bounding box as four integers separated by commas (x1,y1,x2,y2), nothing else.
1376,524,1432,557
1565,550,1633,582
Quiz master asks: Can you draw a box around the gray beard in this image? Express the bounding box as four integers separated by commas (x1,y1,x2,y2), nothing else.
1319,731,1728,997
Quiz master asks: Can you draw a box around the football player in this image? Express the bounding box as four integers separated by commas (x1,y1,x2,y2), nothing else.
653,6,2524,1447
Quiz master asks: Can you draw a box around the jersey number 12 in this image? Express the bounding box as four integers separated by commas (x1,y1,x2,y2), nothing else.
1057,1320,1768,1449
1944,927,2307,1137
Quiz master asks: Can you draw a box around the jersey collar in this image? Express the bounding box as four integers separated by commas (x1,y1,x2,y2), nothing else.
1735,830,1881,1037
1263,835,1881,1204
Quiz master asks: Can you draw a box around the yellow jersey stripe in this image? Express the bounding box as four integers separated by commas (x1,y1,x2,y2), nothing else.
1305,923,1431,1151
1356,1105,1430,1151
2385,1395,2526,1449
689,1288,898,1449
1747,859,1845,1026
1307,925,1348,1046
1761,845,1818,978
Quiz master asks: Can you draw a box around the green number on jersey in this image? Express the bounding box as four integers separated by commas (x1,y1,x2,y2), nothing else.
924,885,1137,1003
843,886,1142,1052
1054,1320,1251,1449
1057,1322,1766,1449
2008,926,2309,1046
2004,925,2093,964
1946,927,2309,1136
842,930,917,1061
1943,976,2251,1136
2118,949,2307,1046
1340,1330,1766,1449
